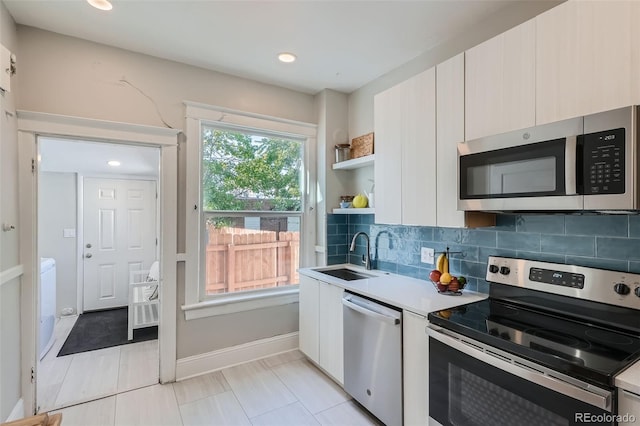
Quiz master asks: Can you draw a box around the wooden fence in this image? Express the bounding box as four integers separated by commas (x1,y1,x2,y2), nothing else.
206,227,300,294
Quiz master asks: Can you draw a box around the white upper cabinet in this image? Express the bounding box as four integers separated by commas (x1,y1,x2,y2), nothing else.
536,0,635,124
436,53,466,228
374,85,402,225
374,68,437,226
402,68,437,226
465,19,536,141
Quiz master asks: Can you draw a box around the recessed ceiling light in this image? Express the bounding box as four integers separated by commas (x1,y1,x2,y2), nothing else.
278,53,297,63
87,0,113,11
107,160,121,167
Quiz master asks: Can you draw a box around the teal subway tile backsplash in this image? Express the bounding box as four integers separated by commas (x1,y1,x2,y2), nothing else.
596,237,640,261
497,232,540,251
515,215,565,234
540,235,595,256
629,216,640,237
325,213,640,294
565,215,628,236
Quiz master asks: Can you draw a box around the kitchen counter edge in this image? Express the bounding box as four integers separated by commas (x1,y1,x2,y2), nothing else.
299,264,487,318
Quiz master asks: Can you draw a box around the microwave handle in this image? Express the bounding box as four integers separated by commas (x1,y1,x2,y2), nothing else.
565,136,577,195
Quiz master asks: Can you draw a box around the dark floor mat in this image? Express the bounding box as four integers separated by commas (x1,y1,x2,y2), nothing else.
57,307,157,357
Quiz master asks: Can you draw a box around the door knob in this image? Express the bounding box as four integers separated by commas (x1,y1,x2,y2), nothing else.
85,253,93,258
86,243,92,248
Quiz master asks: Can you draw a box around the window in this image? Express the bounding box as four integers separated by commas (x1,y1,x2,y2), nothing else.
184,103,317,318
201,126,303,296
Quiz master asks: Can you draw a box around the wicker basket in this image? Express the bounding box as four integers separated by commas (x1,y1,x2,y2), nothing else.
351,132,374,159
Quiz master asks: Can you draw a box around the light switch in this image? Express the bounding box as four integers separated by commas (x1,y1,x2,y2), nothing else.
63,228,76,238
421,247,434,264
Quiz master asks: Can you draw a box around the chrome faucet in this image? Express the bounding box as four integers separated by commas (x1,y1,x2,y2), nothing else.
350,231,372,270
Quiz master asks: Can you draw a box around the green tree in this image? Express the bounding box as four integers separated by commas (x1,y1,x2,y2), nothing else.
202,128,302,213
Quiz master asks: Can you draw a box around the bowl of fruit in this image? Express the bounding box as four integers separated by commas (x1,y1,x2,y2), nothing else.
429,253,467,295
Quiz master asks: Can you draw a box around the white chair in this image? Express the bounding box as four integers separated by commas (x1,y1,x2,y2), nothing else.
128,261,160,340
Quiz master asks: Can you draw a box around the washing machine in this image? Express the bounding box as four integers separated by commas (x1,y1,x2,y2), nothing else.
40,257,57,360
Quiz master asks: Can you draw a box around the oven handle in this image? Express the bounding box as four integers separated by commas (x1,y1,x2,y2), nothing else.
565,135,578,195
425,325,612,411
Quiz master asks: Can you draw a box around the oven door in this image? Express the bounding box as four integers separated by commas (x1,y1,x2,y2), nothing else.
427,327,615,426
458,116,584,211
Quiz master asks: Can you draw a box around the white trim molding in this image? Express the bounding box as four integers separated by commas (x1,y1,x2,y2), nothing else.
184,101,317,137
1,265,24,286
183,102,317,310
182,288,299,321
17,111,180,414
175,332,299,381
17,110,180,145
5,398,24,422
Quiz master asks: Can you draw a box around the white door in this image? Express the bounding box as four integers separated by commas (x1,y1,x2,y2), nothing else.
83,178,157,311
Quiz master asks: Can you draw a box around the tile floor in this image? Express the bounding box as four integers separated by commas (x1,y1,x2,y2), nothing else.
38,315,159,412
51,350,381,426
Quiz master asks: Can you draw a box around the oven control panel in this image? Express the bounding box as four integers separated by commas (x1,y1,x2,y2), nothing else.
486,256,640,309
529,267,584,289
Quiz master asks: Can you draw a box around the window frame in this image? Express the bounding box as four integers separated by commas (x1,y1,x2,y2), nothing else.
183,102,317,319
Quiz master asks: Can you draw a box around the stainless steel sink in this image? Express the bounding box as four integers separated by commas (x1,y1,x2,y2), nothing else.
317,268,375,281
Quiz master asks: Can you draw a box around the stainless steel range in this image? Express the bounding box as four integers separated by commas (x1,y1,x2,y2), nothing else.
426,256,640,426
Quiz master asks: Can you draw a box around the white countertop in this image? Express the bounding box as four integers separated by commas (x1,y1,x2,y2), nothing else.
299,264,488,317
616,359,640,395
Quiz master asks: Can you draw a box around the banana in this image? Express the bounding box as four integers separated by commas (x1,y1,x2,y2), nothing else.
436,253,448,273
435,254,444,272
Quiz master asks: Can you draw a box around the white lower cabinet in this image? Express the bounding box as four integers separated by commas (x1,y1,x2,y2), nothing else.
298,275,344,385
319,283,344,384
618,389,640,420
299,275,320,364
403,310,429,426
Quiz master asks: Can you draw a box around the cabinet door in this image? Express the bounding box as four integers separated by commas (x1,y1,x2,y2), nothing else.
436,53,466,228
374,86,403,224
465,18,535,140
401,67,437,226
403,311,429,426
536,1,634,124
634,1,640,105
298,275,319,364
318,284,344,384
618,389,640,420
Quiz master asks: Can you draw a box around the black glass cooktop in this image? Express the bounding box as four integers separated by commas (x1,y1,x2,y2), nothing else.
428,298,640,387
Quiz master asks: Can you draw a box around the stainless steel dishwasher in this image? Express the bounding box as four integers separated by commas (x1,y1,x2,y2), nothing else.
342,292,402,426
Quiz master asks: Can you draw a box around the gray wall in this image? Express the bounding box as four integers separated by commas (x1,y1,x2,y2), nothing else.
38,172,77,317
0,0,21,421
15,27,315,129
347,0,563,139
15,26,312,359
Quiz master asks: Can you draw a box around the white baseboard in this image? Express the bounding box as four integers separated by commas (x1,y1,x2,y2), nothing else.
176,332,299,381
6,398,24,422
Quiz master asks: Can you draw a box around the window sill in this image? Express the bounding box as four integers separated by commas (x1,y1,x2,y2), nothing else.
181,287,299,320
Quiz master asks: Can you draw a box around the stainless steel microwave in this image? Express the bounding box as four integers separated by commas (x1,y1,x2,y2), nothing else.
457,106,639,212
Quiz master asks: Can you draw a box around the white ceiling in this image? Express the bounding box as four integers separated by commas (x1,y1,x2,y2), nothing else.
5,0,540,94
39,137,160,177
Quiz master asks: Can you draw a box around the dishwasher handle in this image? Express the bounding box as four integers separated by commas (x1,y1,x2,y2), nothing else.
342,296,400,325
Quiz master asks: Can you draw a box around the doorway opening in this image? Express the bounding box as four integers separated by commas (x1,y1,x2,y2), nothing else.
36,136,161,412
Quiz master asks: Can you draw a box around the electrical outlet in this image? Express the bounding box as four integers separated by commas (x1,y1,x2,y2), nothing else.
421,247,435,264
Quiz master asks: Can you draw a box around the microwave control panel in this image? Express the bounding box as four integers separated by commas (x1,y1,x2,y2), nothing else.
582,127,625,195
